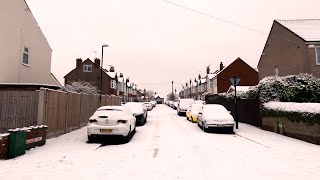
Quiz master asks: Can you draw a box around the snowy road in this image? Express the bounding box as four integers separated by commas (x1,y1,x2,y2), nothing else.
1,105,320,180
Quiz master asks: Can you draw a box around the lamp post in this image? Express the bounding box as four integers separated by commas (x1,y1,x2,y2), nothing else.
100,44,109,105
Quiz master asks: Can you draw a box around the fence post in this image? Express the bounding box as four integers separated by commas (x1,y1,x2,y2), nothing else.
37,88,47,126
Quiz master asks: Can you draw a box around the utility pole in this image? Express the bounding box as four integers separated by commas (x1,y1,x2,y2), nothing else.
171,81,174,101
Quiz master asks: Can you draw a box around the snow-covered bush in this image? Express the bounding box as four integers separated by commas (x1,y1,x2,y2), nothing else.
60,81,99,95
247,74,320,103
262,101,320,124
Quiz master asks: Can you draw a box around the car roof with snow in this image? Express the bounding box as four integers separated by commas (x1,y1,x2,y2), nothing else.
97,106,123,111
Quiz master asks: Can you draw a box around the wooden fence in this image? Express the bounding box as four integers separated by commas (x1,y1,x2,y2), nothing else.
205,94,262,128
0,89,121,137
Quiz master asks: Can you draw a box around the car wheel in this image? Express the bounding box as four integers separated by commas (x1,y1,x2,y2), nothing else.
202,122,207,133
124,127,132,143
88,135,95,142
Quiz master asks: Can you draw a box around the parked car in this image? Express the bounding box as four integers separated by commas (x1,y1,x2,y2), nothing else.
173,102,178,110
186,103,203,123
144,102,153,111
169,101,174,108
87,106,136,143
197,104,235,133
195,100,205,104
177,98,195,116
150,101,157,107
123,102,148,126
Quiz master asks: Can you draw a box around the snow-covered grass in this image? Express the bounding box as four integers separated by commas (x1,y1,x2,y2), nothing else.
1,105,320,180
264,101,320,114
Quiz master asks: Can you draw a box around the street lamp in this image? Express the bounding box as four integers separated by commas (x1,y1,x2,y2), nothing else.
100,44,109,105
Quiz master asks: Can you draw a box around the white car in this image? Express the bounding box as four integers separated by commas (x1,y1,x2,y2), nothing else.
195,100,205,104
177,99,195,116
87,106,136,143
150,101,157,107
173,102,178,110
144,102,153,111
197,104,235,133
123,102,148,126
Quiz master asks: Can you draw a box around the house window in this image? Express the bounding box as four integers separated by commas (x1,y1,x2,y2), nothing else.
111,80,116,89
83,65,92,72
22,47,29,64
274,66,279,76
316,47,320,65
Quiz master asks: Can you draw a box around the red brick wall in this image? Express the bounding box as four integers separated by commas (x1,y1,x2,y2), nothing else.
258,21,313,80
64,59,112,95
217,58,259,93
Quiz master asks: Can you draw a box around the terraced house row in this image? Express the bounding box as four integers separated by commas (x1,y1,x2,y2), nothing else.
179,58,259,100
64,58,146,102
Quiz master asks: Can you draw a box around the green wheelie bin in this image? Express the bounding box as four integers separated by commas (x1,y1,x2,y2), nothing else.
8,129,27,159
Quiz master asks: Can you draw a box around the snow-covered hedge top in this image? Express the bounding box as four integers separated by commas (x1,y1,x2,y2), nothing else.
264,101,320,114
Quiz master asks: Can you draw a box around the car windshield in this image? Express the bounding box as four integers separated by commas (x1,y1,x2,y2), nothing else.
97,109,122,111
180,99,195,105
203,105,228,114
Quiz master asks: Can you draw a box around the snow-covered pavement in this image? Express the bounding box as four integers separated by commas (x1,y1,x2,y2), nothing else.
1,105,320,180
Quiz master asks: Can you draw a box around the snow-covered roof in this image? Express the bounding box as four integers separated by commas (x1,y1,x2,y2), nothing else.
200,78,206,84
227,86,253,93
118,77,124,82
208,74,216,80
107,72,116,79
192,82,197,87
276,19,320,41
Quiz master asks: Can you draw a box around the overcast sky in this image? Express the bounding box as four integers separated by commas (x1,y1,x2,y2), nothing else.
26,0,319,98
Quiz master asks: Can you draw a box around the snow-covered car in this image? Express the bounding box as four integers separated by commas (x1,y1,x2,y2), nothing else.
123,102,148,126
87,106,136,143
169,101,174,108
195,100,205,104
197,104,235,133
173,102,178,110
150,101,157,107
177,98,195,116
186,103,203,123
144,102,153,111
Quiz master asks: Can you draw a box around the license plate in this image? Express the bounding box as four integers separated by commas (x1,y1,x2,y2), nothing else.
100,129,112,133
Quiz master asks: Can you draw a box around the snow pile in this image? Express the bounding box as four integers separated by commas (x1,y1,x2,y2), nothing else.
264,101,320,114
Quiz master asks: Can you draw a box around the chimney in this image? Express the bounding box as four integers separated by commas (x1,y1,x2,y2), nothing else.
110,66,115,72
126,78,129,83
76,58,82,68
120,73,123,78
220,62,224,71
198,74,201,80
207,66,210,74
94,58,100,68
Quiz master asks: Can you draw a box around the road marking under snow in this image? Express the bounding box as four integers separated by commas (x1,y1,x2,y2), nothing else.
236,133,271,148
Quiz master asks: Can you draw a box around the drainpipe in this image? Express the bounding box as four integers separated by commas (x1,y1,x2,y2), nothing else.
305,44,311,74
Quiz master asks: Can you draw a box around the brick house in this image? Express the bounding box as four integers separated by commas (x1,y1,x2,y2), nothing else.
258,19,320,80
64,58,117,95
210,58,258,94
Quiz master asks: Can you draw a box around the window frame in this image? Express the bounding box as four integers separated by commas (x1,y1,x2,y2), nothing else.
274,66,279,76
316,46,320,65
111,80,116,89
22,46,29,65
83,64,92,72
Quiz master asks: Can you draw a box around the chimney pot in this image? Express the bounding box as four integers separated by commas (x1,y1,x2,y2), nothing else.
94,58,100,68
207,66,210,74
76,58,82,68
220,62,224,71
110,66,115,72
